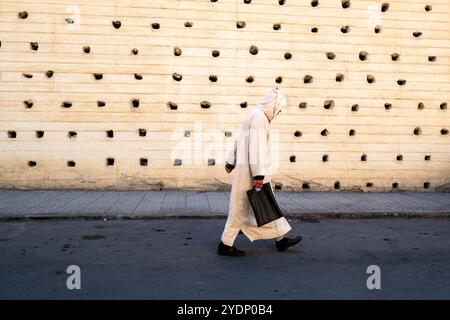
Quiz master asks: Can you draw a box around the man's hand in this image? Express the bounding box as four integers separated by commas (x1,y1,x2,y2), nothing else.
254,179,264,189
225,165,234,173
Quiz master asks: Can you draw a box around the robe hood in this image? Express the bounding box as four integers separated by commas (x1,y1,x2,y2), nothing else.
256,88,287,123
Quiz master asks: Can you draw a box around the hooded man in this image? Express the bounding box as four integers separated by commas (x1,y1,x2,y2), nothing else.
218,88,303,257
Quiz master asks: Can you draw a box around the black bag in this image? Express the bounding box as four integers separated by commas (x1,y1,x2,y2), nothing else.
246,182,284,227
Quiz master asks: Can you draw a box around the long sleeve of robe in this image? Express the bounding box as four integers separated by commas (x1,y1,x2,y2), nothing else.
225,139,237,168
249,113,270,178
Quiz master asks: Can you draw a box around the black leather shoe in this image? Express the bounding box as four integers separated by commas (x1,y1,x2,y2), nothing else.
217,241,245,257
275,236,303,252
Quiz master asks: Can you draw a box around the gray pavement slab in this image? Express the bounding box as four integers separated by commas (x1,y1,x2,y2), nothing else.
276,192,319,212
6,191,64,215
24,191,88,215
132,191,165,216
108,191,146,216
160,191,186,216
56,191,109,215
75,191,127,216
0,190,47,211
402,192,450,207
186,191,211,216
205,192,229,215
0,189,24,204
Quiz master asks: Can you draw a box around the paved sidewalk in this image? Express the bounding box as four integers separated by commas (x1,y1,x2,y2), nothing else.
0,189,449,220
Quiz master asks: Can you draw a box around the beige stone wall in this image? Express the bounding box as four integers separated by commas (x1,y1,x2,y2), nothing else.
0,0,449,191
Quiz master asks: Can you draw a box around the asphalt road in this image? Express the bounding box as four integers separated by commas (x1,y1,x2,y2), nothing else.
0,218,449,299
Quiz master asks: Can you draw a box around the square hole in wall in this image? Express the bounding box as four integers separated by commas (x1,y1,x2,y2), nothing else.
140,158,148,166
68,131,77,139
138,129,147,137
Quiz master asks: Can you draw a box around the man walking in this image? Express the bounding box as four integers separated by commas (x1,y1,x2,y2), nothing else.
218,88,303,257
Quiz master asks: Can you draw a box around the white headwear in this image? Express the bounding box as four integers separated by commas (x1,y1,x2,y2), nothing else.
256,88,287,123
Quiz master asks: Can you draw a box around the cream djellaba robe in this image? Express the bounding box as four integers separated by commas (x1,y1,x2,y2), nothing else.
220,88,292,246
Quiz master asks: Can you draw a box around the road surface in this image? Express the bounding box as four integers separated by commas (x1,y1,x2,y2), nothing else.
0,218,449,299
